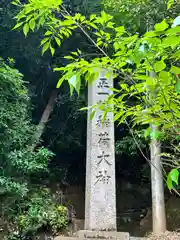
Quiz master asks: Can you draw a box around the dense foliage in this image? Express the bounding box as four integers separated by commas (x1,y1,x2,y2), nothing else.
12,0,180,190
0,59,68,239
102,0,180,33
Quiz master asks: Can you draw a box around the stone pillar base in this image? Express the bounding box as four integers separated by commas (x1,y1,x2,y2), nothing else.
77,230,129,239
54,233,147,240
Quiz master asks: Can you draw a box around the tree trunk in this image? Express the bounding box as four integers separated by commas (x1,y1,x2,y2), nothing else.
149,69,166,234
146,17,166,233
150,125,166,234
31,89,58,149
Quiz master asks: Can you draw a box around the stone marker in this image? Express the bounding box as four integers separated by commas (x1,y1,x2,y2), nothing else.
85,69,116,231
54,69,141,240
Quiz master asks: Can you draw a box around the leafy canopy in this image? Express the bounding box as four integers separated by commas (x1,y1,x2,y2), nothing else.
12,0,180,190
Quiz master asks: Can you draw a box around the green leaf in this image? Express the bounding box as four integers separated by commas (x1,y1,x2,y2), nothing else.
175,81,180,94
64,56,74,60
115,26,125,36
24,6,33,14
97,40,103,46
150,130,161,140
154,61,166,72
171,49,180,60
169,169,179,187
159,71,171,84
56,78,64,88
167,168,180,190
12,22,23,30
77,49,81,54
50,46,55,56
29,18,35,31
26,14,33,22
69,84,74,96
144,128,151,138
44,31,52,36
135,75,155,85
12,0,20,6
60,19,74,26
79,106,88,111
166,26,180,36
54,67,65,71
71,52,78,56
113,42,119,50
23,23,29,37
88,72,99,84
162,36,180,48
114,111,125,122
69,73,81,95
144,31,157,37
167,0,174,9
55,37,61,46
42,42,50,55
107,22,114,28
171,169,179,185
90,14,96,21
100,11,113,23
88,22,98,29
167,174,173,190
120,83,128,90
90,110,96,120
40,38,49,46
170,66,180,74
154,20,169,31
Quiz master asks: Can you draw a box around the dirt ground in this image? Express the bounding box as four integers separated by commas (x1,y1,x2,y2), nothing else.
147,231,180,240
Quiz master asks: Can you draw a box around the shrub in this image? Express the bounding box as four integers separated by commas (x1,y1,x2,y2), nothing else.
7,189,68,239
0,58,68,239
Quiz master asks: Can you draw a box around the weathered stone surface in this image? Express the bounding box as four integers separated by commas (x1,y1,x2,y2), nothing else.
85,69,116,231
54,235,148,240
130,238,147,240
78,230,129,239
54,237,75,240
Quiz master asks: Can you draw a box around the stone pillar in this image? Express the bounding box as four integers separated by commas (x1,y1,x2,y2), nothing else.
85,69,116,231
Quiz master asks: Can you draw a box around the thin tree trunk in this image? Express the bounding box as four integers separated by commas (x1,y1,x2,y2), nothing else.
149,74,166,234
150,125,166,234
31,89,58,149
146,17,166,234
